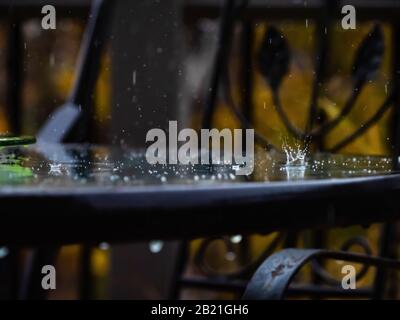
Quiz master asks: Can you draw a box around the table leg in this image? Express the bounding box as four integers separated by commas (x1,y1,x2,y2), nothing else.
168,242,189,300
373,223,397,299
0,247,20,299
19,247,59,300
79,244,93,300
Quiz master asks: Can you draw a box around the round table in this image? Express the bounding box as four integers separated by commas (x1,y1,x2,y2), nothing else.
0,143,399,246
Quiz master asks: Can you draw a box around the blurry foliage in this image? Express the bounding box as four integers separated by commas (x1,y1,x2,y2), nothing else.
94,48,112,141
91,246,111,299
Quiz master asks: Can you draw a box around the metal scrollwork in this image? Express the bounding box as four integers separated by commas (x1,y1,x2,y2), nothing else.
209,1,393,153
194,233,285,280
310,236,373,286
243,249,400,300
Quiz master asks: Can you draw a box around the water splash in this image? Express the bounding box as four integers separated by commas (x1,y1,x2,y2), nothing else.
282,139,308,166
48,163,63,176
281,139,308,181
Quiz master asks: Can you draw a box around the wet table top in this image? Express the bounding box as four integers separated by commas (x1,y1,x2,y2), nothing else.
1,143,400,245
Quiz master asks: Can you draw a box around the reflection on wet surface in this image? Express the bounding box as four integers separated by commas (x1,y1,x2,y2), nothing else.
0,143,395,189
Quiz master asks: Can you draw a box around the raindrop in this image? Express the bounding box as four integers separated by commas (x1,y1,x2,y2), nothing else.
0,247,9,259
99,242,110,251
225,251,236,261
110,175,119,182
49,54,55,67
149,240,164,253
132,70,137,86
230,235,242,244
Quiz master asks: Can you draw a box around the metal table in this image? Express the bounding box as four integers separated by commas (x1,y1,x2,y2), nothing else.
0,143,399,246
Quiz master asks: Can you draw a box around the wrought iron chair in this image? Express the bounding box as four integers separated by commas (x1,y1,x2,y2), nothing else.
173,0,400,299
243,249,400,300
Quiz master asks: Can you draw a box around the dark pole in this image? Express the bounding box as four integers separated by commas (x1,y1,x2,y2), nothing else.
202,0,236,129
372,21,400,300
6,19,22,135
306,0,337,144
241,20,254,123
38,0,114,143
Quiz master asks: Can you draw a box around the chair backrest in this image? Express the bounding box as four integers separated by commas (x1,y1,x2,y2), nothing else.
202,0,398,167
37,0,114,143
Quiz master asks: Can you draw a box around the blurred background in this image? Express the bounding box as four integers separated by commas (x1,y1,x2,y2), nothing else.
0,0,398,299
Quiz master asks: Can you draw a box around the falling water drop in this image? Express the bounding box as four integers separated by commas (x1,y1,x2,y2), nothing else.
0,247,9,259
225,252,236,261
99,242,110,251
230,235,242,244
149,240,164,254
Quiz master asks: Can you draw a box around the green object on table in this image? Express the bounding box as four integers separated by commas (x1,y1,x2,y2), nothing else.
0,135,35,183
0,135,36,147
0,164,33,183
